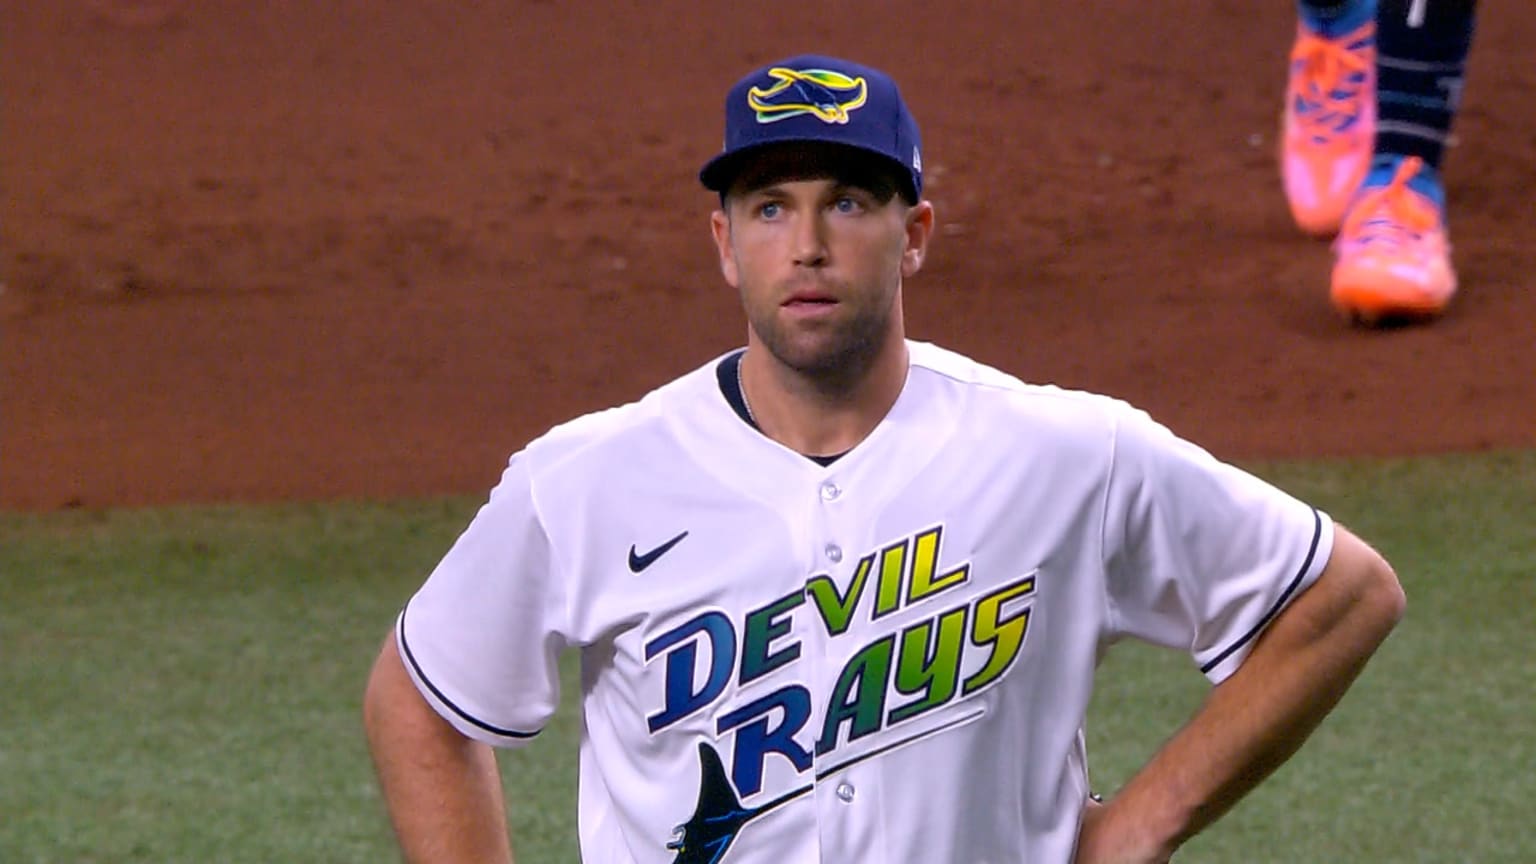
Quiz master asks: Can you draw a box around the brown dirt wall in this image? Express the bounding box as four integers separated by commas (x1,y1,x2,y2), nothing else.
3,1,1533,511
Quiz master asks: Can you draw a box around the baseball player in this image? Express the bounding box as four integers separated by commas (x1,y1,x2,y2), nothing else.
364,54,1406,864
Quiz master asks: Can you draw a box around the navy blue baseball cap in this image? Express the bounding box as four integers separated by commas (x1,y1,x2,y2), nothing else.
699,54,923,203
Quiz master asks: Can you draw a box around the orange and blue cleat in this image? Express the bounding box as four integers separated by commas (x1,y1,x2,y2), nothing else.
1330,156,1456,324
1280,18,1376,238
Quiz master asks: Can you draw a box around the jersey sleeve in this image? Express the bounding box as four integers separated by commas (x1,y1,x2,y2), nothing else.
395,452,571,747
1100,405,1334,684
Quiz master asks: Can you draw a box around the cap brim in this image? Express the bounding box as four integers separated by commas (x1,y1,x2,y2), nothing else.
699,138,917,202
698,147,758,194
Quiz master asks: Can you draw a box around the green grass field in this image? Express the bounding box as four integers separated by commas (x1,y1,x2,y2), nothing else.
4,452,1533,862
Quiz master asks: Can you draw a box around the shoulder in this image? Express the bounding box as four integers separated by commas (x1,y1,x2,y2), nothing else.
518,353,728,478
906,340,1145,441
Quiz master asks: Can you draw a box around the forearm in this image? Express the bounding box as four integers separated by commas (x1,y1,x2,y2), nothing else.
1085,527,1406,861
364,633,515,864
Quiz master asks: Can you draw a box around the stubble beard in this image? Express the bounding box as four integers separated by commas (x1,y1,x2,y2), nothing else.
745,282,896,393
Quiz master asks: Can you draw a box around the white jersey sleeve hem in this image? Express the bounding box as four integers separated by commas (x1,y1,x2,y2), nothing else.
1197,509,1334,684
395,608,546,747
389,452,570,750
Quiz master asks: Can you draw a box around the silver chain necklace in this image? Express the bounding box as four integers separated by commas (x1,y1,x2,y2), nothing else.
736,358,756,424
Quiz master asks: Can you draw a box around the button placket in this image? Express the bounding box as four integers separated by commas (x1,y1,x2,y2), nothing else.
818,476,846,569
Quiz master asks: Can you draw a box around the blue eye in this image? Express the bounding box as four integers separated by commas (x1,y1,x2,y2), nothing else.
833,196,862,214
758,201,781,219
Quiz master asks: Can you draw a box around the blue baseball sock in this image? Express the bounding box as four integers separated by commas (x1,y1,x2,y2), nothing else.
1297,0,1376,36
1362,154,1445,211
1374,0,1478,173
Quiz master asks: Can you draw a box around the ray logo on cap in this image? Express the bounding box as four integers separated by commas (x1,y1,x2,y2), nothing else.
747,67,869,125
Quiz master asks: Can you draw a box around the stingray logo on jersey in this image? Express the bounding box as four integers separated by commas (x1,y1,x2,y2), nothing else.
747,66,869,124
665,740,805,864
642,525,1038,862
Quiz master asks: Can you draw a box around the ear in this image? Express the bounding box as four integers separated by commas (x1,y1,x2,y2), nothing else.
900,200,935,278
710,208,739,288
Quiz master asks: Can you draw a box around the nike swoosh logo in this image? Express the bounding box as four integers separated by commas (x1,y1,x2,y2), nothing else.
628,531,689,573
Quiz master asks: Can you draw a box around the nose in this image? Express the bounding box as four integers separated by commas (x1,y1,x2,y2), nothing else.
792,211,829,268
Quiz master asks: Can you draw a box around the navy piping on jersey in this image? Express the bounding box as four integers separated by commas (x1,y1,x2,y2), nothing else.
397,598,540,740
716,350,758,430
1199,507,1325,675
716,350,848,467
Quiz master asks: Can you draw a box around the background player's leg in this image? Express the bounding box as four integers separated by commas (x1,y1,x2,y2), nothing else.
1369,0,1477,207
1330,0,1478,323
1281,0,1378,237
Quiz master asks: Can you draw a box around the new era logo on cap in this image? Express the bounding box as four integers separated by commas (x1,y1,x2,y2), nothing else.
699,54,923,203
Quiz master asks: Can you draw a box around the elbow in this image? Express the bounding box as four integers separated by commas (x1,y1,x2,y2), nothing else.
1377,562,1407,626
1324,527,1407,651
1356,551,1407,645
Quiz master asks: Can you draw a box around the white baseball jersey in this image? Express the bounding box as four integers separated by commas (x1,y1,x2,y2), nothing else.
397,340,1334,864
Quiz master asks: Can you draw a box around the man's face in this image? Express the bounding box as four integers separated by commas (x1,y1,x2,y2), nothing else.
710,143,933,380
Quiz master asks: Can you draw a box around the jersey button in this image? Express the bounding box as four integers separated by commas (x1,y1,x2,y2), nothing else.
835,782,855,803
825,543,843,563
820,482,842,502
